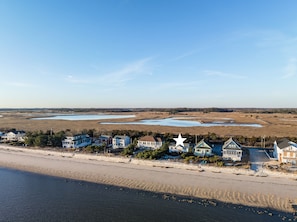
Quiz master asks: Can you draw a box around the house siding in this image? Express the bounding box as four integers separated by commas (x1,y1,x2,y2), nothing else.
137,136,163,150
222,138,242,161
274,139,297,164
112,136,131,149
62,134,91,148
194,139,213,157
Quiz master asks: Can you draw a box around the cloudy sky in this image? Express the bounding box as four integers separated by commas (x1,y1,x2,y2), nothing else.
0,0,297,108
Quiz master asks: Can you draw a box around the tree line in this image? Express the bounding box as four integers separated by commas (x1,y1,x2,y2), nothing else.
10,128,297,149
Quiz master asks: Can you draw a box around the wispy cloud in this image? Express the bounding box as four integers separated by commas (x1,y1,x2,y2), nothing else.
65,57,154,86
257,32,297,49
283,58,297,79
231,29,297,51
3,82,33,87
203,70,246,79
65,75,90,84
101,57,153,84
171,50,198,61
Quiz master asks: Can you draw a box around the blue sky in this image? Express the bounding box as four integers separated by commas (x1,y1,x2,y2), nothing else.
0,0,297,108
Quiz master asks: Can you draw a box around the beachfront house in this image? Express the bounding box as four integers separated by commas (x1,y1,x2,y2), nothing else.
194,139,213,157
169,143,190,153
94,135,113,148
62,134,92,149
0,131,4,142
137,135,163,150
222,137,242,161
112,135,131,149
273,138,297,164
169,133,190,153
1,130,26,142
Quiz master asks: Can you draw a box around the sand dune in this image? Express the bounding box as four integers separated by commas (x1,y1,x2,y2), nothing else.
0,145,297,212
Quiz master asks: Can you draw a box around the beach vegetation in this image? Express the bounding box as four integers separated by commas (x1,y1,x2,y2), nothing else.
121,140,137,156
136,143,169,160
181,154,223,166
34,134,48,147
83,144,106,153
24,130,65,148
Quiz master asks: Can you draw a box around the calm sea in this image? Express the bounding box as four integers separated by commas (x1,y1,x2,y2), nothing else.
0,168,294,222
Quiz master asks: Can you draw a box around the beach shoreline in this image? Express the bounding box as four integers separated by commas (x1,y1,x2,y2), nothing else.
0,144,297,213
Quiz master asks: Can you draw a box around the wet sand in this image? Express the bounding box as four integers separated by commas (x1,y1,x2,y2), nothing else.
0,145,297,213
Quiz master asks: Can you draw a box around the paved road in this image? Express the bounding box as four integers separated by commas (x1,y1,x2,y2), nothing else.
248,148,270,171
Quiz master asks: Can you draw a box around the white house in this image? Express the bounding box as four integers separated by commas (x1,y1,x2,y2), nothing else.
62,134,92,148
1,130,26,142
222,137,242,161
169,143,190,153
194,139,213,157
273,138,297,164
137,136,163,150
169,134,190,153
112,135,131,149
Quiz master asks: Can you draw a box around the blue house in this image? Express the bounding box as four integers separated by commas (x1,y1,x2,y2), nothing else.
194,139,213,157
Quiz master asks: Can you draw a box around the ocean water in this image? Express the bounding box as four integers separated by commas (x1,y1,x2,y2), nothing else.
0,168,294,222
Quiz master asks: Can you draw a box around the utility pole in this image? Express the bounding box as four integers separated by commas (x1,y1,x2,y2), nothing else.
262,135,266,148
195,135,197,144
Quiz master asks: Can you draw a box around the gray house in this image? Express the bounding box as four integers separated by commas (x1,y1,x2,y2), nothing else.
222,137,242,161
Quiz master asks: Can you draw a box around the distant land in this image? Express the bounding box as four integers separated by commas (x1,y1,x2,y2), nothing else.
1,107,297,114
1,108,297,139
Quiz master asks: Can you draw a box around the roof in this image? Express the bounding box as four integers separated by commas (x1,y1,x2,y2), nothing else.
138,136,162,142
66,133,89,137
222,137,241,149
65,132,89,136
276,138,292,149
99,135,112,138
195,139,212,149
114,135,130,139
8,130,25,134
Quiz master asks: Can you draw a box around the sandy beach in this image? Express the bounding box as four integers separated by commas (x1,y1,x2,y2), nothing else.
0,144,297,213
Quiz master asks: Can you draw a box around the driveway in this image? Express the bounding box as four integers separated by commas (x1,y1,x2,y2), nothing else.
248,148,270,171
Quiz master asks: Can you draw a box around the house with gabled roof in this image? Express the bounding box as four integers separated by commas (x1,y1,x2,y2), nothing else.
222,137,242,161
273,138,297,164
194,139,213,157
137,135,163,150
